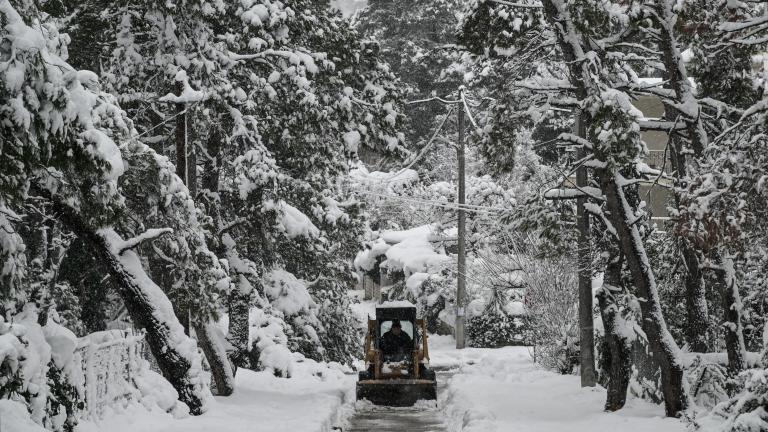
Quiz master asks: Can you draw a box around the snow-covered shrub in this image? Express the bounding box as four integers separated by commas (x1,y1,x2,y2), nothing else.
513,253,578,374
247,302,299,378
415,273,455,335
0,307,85,431
705,363,768,431
467,312,527,348
308,277,361,366
467,283,527,348
261,268,324,363
688,357,730,410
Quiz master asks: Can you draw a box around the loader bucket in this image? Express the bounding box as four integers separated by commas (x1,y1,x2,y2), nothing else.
356,379,437,407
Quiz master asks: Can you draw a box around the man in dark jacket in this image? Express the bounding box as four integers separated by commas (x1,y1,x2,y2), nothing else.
380,319,412,360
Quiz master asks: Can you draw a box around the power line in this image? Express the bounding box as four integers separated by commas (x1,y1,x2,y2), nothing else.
351,189,507,215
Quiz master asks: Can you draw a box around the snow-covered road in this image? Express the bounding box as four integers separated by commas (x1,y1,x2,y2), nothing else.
346,368,454,432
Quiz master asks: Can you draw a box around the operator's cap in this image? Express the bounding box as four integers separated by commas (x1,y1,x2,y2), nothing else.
391,319,402,328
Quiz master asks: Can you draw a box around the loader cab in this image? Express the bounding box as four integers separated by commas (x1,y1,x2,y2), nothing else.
375,306,418,360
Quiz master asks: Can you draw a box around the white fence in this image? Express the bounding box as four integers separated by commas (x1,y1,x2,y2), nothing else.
75,329,147,418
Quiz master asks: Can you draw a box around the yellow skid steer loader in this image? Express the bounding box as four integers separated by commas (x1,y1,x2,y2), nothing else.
356,304,437,406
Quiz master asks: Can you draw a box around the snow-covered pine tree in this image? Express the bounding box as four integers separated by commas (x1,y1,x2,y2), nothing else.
176,0,408,368
459,0,688,415
356,0,466,147
0,0,212,415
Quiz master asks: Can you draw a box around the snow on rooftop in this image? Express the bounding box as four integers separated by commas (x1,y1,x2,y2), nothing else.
355,224,452,277
378,300,416,309
380,224,436,244
384,232,452,276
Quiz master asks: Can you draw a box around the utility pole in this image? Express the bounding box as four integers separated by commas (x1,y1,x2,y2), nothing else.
173,80,192,335
575,110,597,386
456,86,467,350
405,87,469,349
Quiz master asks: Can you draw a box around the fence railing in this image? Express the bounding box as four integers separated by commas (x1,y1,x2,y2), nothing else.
75,329,146,418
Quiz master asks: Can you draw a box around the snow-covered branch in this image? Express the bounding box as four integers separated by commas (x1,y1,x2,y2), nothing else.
118,228,174,255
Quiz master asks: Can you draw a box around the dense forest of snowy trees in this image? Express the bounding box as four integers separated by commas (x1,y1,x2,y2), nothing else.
1,0,768,431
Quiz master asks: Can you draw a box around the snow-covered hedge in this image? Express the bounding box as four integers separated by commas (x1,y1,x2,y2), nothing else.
467,312,527,348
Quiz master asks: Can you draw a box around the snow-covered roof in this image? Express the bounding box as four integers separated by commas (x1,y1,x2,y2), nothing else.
354,224,453,277
378,300,416,309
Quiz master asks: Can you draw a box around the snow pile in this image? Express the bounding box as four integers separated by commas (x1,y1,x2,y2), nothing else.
79,367,354,432
0,400,48,432
132,369,190,419
353,237,391,271
438,344,686,432
263,269,318,317
384,232,452,276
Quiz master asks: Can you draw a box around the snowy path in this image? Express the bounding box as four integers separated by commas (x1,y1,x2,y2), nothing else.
429,337,688,432
346,369,453,432
79,367,354,432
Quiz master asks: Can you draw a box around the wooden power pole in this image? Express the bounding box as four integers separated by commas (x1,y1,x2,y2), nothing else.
456,86,467,350
576,110,597,386
405,87,470,349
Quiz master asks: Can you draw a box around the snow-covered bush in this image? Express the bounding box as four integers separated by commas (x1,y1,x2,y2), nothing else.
515,253,579,374
308,277,362,366
705,362,768,431
467,312,527,348
467,281,527,348
261,268,324,363
414,273,455,335
687,358,731,411
0,306,83,431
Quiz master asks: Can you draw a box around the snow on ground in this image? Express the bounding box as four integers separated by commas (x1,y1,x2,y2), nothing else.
430,337,687,432
79,366,354,432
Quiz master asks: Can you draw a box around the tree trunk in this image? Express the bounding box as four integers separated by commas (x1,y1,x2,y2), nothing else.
712,251,747,374
193,321,235,396
576,111,597,387
682,246,709,352
597,171,687,416
652,0,710,353
173,82,191,335
539,0,687,415
179,118,236,395
597,251,632,411
42,189,210,414
227,277,252,370
200,125,252,371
